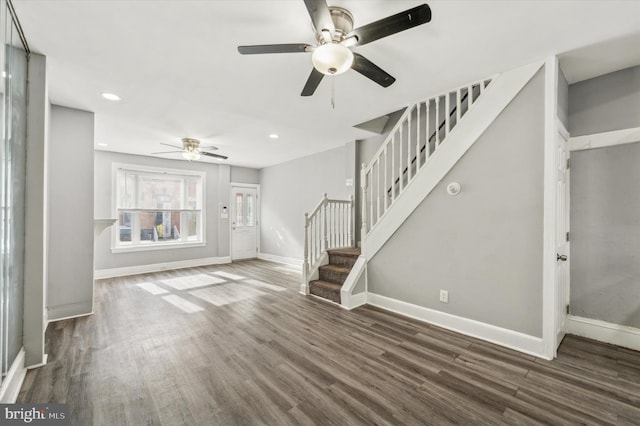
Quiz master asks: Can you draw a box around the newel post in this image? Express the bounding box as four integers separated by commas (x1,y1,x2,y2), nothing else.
302,212,309,294
348,194,354,248
322,193,329,252
360,163,368,236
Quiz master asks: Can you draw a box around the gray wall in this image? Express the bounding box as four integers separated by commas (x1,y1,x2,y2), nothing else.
48,105,95,320
23,52,48,365
570,142,640,328
569,65,640,137
259,144,356,260
94,151,238,270
231,166,259,184
367,70,545,337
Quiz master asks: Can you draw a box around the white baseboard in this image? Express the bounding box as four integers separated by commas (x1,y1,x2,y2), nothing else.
94,256,231,279
367,293,547,359
47,301,93,322
566,315,640,352
257,252,303,267
0,348,27,403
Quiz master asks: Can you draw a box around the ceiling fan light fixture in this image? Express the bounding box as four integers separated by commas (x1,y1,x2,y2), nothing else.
311,43,353,75
182,150,201,161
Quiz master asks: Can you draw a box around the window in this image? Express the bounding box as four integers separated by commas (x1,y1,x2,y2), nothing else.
113,164,205,251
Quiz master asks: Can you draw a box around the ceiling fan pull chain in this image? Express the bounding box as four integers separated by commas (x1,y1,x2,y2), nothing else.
331,77,335,109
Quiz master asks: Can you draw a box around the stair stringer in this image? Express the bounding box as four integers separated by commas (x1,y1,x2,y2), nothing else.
340,255,367,310
362,60,544,260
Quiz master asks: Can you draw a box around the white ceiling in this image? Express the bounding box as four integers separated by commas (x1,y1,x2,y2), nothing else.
13,0,640,169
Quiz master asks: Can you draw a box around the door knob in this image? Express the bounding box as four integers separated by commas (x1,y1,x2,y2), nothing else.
557,254,567,261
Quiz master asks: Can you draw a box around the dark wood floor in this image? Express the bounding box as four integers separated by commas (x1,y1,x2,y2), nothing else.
18,260,640,425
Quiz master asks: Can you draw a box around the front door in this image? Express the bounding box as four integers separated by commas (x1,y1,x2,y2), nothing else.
231,186,258,260
555,126,570,352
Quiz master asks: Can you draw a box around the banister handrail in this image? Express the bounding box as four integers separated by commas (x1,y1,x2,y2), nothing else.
361,75,494,236
302,193,355,294
363,105,416,176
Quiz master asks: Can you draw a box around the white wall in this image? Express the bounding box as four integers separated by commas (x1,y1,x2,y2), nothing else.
570,141,640,328
48,105,95,320
231,166,259,184
259,144,356,261
367,70,546,337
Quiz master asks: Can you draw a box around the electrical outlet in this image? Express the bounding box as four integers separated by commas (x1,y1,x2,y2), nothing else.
439,290,449,303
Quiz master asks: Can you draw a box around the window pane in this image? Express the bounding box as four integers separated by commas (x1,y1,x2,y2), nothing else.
118,211,132,242
138,175,183,209
139,211,181,243
235,193,244,226
186,179,201,209
185,211,199,241
246,194,255,227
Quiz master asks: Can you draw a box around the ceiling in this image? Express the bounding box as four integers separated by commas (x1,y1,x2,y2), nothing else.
13,0,640,169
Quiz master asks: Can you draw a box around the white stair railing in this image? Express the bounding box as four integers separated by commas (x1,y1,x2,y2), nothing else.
361,77,493,235
303,194,354,287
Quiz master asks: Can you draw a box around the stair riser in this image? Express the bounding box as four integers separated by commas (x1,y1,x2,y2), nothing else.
309,284,341,304
328,254,358,269
319,269,349,285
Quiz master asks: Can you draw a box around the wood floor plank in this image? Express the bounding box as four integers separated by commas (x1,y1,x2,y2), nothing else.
16,259,640,425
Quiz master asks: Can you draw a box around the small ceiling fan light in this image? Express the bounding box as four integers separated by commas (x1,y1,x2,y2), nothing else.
182,151,200,161
311,43,353,75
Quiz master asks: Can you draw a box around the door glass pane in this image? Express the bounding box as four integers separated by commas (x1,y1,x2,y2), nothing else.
246,194,255,227
1,6,28,377
235,193,244,226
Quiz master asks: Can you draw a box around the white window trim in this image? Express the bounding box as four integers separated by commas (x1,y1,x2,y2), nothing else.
111,162,206,252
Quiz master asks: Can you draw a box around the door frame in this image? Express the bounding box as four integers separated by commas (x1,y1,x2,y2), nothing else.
229,183,261,261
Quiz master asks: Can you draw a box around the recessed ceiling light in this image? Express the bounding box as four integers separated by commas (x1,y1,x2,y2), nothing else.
268,133,279,139
101,92,121,101
97,143,108,147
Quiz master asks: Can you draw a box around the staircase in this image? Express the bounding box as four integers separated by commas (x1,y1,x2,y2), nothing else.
309,248,361,304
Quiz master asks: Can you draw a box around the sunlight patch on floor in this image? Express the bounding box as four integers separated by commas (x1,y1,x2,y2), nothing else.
136,282,169,295
161,295,205,313
212,271,245,280
162,274,225,290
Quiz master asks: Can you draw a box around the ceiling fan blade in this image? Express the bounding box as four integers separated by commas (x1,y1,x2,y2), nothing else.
351,53,396,88
303,0,335,39
301,68,324,96
200,151,228,160
199,145,219,151
347,4,431,47
152,150,183,155
237,44,313,55
160,142,183,149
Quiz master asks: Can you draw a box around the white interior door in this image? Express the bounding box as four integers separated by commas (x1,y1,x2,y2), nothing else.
231,186,258,260
555,127,570,351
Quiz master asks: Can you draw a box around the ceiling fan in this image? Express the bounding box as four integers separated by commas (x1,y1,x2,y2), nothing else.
152,138,228,161
237,0,431,96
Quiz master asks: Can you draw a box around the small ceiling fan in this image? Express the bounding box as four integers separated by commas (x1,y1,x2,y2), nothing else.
238,0,431,96
152,138,228,161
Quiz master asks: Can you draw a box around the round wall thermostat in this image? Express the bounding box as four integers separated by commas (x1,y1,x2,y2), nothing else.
446,182,461,196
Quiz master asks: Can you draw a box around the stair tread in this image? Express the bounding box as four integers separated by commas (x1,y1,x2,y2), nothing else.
319,264,351,273
309,280,342,291
328,248,361,257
